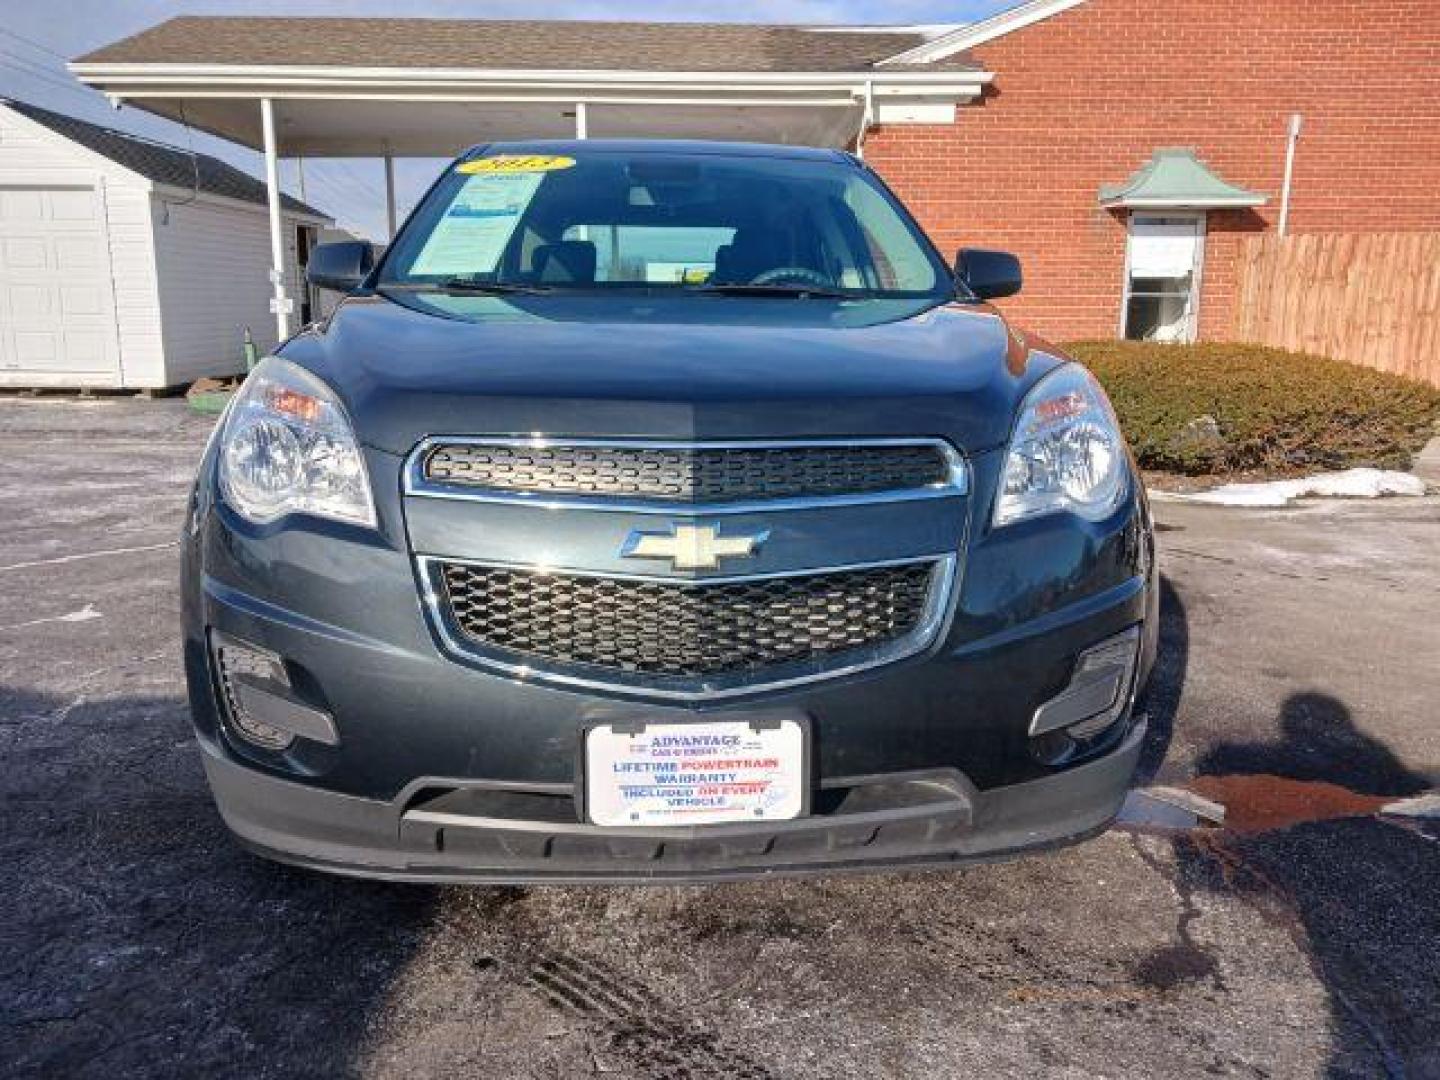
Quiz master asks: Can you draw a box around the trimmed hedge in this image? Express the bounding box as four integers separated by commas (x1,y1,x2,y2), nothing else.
1067,341,1440,476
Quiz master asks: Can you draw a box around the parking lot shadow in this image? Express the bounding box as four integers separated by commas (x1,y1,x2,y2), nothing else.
1133,574,1187,787
0,686,441,1079
1182,693,1440,1077
1198,690,1432,799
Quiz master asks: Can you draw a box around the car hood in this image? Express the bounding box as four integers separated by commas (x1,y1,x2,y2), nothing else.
280,291,1063,457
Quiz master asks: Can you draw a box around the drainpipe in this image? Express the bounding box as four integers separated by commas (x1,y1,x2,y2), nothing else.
1278,113,1302,237
259,98,290,341
855,79,875,160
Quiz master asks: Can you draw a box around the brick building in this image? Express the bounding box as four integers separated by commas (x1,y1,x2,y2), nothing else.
68,1,1440,355
865,0,1440,344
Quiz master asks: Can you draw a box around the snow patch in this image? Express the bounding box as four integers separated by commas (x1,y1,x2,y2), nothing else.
1175,468,1428,508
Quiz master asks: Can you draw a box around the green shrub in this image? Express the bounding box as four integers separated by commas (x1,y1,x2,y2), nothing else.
1066,341,1440,476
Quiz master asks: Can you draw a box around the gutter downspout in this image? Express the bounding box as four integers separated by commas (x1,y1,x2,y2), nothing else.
1278,113,1302,237
855,79,875,160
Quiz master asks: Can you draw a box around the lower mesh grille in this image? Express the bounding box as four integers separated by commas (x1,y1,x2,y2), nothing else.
212,635,293,750
438,561,937,679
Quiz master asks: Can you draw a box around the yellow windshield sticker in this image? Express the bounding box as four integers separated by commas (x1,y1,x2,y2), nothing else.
457,155,576,175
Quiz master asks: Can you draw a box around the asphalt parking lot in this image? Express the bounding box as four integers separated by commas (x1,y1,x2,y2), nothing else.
2,396,1437,1079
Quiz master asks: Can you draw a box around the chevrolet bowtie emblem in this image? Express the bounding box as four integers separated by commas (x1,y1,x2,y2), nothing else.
620,523,769,571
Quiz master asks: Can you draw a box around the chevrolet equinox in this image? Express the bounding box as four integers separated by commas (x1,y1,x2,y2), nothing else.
181,141,1159,882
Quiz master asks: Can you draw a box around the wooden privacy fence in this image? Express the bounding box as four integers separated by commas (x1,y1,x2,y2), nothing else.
1232,232,1440,387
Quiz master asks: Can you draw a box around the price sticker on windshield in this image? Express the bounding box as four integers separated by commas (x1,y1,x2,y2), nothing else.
457,155,576,175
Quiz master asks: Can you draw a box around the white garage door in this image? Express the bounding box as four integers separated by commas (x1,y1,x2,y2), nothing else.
0,186,120,385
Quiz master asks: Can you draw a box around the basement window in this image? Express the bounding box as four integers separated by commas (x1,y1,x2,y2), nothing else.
1122,214,1205,343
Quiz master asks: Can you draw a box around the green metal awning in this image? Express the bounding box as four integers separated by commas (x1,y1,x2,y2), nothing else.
1099,148,1267,210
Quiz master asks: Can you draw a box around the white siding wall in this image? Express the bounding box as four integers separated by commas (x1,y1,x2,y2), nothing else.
101,182,166,386
0,106,164,387
150,193,319,383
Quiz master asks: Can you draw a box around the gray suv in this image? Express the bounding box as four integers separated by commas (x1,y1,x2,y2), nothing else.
181,141,1158,882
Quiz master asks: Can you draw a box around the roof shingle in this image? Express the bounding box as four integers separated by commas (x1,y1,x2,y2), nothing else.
2,99,328,218
75,17,981,73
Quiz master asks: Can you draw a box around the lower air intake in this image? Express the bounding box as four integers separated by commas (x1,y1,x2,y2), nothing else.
437,561,938,680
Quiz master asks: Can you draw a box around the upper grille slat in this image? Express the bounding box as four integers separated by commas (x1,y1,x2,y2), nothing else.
422,442,952,503
439,562,936,680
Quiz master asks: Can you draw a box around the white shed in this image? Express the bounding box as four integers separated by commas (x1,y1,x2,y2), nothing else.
0,98,331,390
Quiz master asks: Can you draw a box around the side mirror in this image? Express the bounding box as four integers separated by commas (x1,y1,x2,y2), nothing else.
306,241,375,293
955,248,1022,300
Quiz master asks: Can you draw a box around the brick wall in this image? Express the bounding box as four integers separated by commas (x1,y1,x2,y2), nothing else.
865,0,1440,343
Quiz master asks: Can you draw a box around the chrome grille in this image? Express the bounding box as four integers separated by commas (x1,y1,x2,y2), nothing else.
421,441,952,503
437,561,937,679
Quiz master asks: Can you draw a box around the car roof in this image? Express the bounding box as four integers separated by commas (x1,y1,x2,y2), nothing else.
459,139,855,165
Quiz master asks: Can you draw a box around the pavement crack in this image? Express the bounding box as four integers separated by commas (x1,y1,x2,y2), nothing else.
1127,833,1226,995
1164,546,1314,580
3,694,88,728
0,540,177,574
0,602,104,632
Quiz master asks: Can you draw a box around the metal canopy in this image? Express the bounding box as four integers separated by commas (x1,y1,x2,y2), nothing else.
68,17,993,340
64,62,991,158
88,93,875,158
1099,148,1268,210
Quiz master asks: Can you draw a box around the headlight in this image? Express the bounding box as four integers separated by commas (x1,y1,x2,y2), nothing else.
219,357,376,528
994,363,1127,527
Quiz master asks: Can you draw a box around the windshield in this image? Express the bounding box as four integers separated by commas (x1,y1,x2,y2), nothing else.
379,149,953,299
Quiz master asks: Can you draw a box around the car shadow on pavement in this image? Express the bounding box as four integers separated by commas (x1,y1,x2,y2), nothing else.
1178,693,1440,1078
0,686,441,1080
1133,574,1187,788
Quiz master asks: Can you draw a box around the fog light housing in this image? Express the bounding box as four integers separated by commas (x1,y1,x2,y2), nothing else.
1031,626,1141,741
212,633,295,750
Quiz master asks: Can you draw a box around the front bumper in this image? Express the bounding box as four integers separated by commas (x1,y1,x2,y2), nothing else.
182,437,1157,882
200,717,1146,883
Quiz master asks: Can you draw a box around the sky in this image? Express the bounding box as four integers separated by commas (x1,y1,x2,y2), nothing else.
0,0,1013,240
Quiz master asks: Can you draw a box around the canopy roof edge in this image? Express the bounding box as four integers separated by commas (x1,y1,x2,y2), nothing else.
1099,147,1267,210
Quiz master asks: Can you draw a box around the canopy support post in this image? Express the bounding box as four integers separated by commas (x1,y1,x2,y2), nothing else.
575,101,588,139
384,153,398,239
259,97,290,342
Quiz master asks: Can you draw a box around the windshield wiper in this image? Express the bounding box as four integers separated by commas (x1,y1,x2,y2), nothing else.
689,282,855,300
381,278,555,295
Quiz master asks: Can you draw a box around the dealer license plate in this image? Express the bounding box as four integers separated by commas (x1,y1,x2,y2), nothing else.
585,719,806,827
